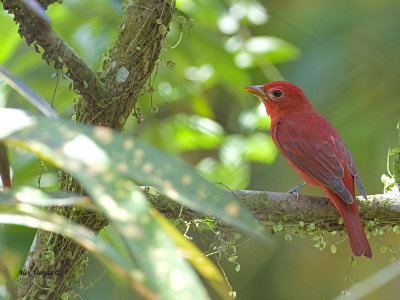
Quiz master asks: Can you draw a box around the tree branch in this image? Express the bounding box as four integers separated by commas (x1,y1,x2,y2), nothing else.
74,0,176,129
2,0,106,106
144,187,400,231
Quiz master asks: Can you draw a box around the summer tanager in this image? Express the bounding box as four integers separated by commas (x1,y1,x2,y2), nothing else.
245,81,372,258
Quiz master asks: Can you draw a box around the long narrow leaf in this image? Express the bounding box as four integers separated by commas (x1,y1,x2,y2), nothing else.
7,186,93,208
85,173,211,299
6,185,231,299
0,108,266,241
0,109,212,299
151,208,232,300
0,200,160,300
0,66,58,119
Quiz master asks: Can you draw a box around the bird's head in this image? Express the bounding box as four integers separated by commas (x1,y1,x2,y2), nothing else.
244,81,313,117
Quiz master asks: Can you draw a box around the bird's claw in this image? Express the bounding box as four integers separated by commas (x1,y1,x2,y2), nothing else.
289,190,300,197
288,182,306,198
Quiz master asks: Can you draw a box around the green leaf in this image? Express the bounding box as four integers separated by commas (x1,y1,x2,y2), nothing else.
0,108,269,298
0,66,58,119
60,292,70,300
97,129,264,240
0,110,211,299
153,209,231,300
0,109,265,238
235,264,241,272
0,199,143,290
9,186,93,208
272,223,283,233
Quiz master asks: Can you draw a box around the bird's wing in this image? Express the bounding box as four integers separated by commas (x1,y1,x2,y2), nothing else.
331,136,367,199
277,136,354,204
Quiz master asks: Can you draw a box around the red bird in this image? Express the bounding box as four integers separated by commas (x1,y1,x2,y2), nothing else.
245,81,372,258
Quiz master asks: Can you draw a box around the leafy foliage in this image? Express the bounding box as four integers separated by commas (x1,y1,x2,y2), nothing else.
0,108,268,299
1,0,397,299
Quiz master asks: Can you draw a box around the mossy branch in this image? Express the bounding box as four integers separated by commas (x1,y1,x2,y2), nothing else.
74,0,176,129
144,187,400,231
2,0,106,107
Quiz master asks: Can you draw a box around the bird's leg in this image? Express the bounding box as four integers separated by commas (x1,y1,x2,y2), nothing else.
288,182,306,197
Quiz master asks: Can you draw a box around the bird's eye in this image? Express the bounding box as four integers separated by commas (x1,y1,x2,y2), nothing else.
272,89,283,98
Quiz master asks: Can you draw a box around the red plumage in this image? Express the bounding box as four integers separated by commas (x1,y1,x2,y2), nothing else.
245,81,372,258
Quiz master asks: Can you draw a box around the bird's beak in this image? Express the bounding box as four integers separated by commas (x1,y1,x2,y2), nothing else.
244,85,265,98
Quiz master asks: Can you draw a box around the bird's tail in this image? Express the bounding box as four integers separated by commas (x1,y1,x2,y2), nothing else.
326,191,372,258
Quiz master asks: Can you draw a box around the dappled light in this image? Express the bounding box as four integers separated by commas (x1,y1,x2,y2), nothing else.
0,0,399,299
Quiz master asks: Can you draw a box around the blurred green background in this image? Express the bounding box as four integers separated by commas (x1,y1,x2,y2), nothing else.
1,0,399,299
